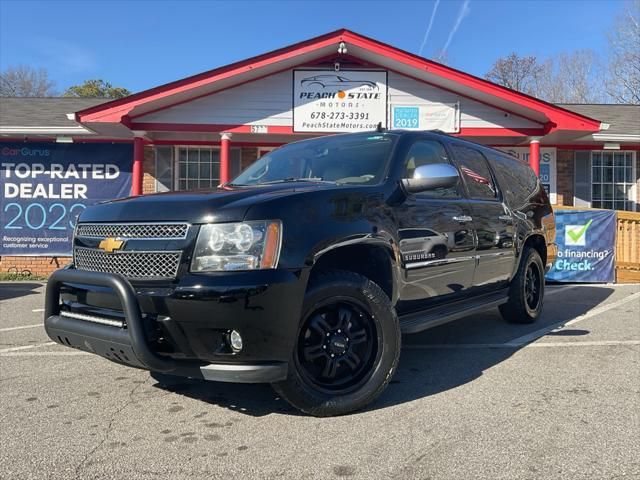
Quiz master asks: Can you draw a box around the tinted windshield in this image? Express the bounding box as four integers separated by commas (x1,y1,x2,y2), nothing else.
231,133,397,186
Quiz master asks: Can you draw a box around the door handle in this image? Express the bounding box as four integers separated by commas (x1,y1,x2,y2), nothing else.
452,215,473,223
498,214,513,222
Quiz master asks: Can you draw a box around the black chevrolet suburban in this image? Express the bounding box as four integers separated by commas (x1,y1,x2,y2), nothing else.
45,130,557,416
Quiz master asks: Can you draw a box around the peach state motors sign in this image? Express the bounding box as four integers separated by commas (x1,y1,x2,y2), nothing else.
293,70,388,133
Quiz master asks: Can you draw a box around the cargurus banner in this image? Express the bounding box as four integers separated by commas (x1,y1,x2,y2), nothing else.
1,143,132,256
546,209,616,283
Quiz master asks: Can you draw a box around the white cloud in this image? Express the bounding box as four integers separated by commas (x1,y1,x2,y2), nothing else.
419,0,441,56
442,0,471,55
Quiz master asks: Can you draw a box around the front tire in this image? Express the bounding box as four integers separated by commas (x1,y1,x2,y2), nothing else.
500,247,545,324
273,270,400,417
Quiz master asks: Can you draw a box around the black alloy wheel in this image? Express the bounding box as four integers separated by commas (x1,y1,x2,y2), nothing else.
524,261,542,312
500,247,545,324
273,270,401,417
296,298,377,393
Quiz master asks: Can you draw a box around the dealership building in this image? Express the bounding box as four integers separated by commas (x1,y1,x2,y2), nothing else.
1,29,639,275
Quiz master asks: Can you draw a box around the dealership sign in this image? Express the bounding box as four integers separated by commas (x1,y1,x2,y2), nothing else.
1,143,132,256
392,103,460,133
293,70,388,132
497,146,557,204
546,209,616,283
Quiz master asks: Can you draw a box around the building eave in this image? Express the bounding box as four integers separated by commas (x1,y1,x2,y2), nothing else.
75,29,602,134
0,126,95,136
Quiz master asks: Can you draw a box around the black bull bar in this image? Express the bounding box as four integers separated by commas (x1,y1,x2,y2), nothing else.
44,269,198,373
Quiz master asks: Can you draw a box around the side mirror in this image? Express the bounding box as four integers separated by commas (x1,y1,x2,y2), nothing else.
402,163,459,194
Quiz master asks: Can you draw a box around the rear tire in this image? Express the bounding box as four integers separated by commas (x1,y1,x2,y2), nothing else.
500,247,545,324
273,270,400,417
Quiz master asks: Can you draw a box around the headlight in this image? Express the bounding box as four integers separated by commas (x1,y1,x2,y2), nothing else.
191,220,282,272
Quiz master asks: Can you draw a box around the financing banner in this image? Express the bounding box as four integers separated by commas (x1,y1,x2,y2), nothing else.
546,209,616,283
293,70,388,132
1,143,132,256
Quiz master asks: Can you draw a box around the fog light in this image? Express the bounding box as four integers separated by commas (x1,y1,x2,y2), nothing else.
229,330,243,352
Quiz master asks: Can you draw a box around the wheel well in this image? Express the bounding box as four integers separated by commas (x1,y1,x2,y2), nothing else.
310,244,394,300
523,234,547,265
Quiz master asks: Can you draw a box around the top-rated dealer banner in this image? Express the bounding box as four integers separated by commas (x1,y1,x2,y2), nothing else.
293,70,388,132
1,142,132,256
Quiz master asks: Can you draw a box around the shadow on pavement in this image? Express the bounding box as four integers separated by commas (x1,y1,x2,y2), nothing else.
151,285,615,417
150,375,297,416
0,282,44,301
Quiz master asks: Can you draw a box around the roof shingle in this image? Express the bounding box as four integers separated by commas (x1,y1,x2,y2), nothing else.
0,97,107,127
558,104,640,136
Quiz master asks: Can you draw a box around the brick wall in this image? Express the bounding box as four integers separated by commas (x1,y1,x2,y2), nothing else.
0,255,71,276
241,147,258,170
143,145,156,194
556,149,574,206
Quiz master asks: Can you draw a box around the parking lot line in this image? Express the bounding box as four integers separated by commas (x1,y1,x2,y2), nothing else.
404,340,640,350
0,324,42,332
505,292,640,346
0,351,89,357
545,285,580,295
0,342,55,354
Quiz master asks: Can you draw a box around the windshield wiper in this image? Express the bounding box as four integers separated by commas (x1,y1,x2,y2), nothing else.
258,177,337,185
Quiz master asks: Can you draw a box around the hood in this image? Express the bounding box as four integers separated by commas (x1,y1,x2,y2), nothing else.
79,182,339,224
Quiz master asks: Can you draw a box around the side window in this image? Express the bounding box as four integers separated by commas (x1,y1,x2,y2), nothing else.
450,144,498,200
402,140,458,198
487,152,538,208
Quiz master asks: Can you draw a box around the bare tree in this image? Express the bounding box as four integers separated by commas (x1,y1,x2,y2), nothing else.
485,53,545,95
0,66,56,97
606,0,640,103
537,50,605,103
486,50,606,103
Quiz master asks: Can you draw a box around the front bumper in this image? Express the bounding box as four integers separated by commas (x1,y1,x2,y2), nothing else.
44,268,307,383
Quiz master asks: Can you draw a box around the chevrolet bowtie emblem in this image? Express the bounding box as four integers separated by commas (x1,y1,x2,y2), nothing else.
98,237,125,253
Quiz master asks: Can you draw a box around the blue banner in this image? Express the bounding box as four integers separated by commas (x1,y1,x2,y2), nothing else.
546,209,616,283
1,143,132,256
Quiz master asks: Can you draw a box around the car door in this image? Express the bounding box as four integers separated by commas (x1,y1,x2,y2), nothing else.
448,143,516,290
393,138,476,314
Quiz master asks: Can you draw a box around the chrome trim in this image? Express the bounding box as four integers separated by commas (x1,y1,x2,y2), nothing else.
76,222,190,240
452,215,473,223
476,251,513,258
405,255,476,270
60,310,124,328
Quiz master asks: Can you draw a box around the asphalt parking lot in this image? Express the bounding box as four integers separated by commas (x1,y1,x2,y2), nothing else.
1,282,639,480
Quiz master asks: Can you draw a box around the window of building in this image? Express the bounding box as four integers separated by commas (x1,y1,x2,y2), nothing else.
591,151,636,211
174,146,241,191
450,144,498,200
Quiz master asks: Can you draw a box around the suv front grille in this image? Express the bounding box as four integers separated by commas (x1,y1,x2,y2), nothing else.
74,247,182,280
76,223,189,239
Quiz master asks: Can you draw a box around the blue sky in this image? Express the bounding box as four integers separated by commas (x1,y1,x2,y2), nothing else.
0,0,628,94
